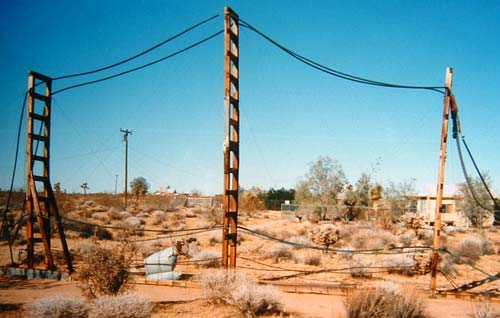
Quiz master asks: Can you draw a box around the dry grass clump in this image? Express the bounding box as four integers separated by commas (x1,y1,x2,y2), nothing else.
25,295,88,318
88,294,154,318
350,228,397,250
345,284,425,318
267,245,293,263
384,254,417,276
294,252,322,266
201,270,283,317
349,255,374,278
399,230,417,247
191,249,221,268
470,301,499,318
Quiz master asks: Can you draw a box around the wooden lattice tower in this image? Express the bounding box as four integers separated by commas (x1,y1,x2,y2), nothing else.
25,71,73,273
222,7,239,269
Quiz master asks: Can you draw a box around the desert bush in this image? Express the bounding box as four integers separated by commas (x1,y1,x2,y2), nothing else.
350,228,397,250
205,207,222,224
310,224,339,248
439,254,459,277
201,270,282,317
64,219,112,240
456,236,484,262
209,233,222,245
78,240,137,298
267,245,293,263
384,254,417,276
470,301,499,318
294,252,321,266
399,230,417,247
191,249,221,268
345,284,425,318
25,295,88,318
349,255,374,278
107,208,122,220
479,236,495,255
88,294,154,318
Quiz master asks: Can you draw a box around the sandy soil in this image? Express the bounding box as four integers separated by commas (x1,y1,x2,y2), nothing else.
1,275,499,318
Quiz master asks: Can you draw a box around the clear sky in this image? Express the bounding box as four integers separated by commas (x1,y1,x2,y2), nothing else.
1,0,499,196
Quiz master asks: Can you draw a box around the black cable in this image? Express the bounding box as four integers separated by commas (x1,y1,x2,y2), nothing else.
53,30,224,95
238,225,432,255
239,19,446,94
52,14,220,81
461,137,500,210
451,104,496,213
1,92,28,235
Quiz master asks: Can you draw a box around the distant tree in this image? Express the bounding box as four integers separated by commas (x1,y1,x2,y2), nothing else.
384,179,417,222
295,156,347,220
130,177,149,201
258,187,295,210
54,182,61,193
457,173,496,228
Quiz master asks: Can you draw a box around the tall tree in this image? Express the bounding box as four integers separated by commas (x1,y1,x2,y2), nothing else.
295,156,347,220
384,179,417,222
130,177,149,201
457,173,496,228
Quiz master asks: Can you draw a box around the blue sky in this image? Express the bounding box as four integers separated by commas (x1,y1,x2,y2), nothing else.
1,0,499,196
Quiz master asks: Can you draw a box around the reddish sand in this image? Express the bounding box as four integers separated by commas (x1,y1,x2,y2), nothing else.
1,276,499,318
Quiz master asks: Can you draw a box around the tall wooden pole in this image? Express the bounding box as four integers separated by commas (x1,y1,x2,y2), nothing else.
121,129,132,208
430,67,453,296
222,6,239,269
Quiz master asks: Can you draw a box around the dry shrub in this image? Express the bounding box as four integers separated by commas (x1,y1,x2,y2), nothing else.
107,208,122,220
205,207,222,225
470,301,499,318
209,233,222,245
88,294,154,318
294,252,322,266
384,254,417,276
350,228,397,250
399,230,417,247
64,219,112,240
349,255,374,278
311,224,339,248
201,270,282,317
345,284,425,318
456,236,484,262
78,240,137,298
25,295,88,318
191,249,221,268
267,245,293,263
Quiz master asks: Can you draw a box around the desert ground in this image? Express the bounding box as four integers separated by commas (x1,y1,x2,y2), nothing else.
1,192,499,317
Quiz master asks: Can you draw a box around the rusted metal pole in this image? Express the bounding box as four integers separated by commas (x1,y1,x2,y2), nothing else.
430,67,453,296
222,6,239,269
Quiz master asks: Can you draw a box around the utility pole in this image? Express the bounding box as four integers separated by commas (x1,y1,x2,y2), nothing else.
120,129,132,208
430,67,453,296
114,174,118,195
80,182,89,197
222,6,239,269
